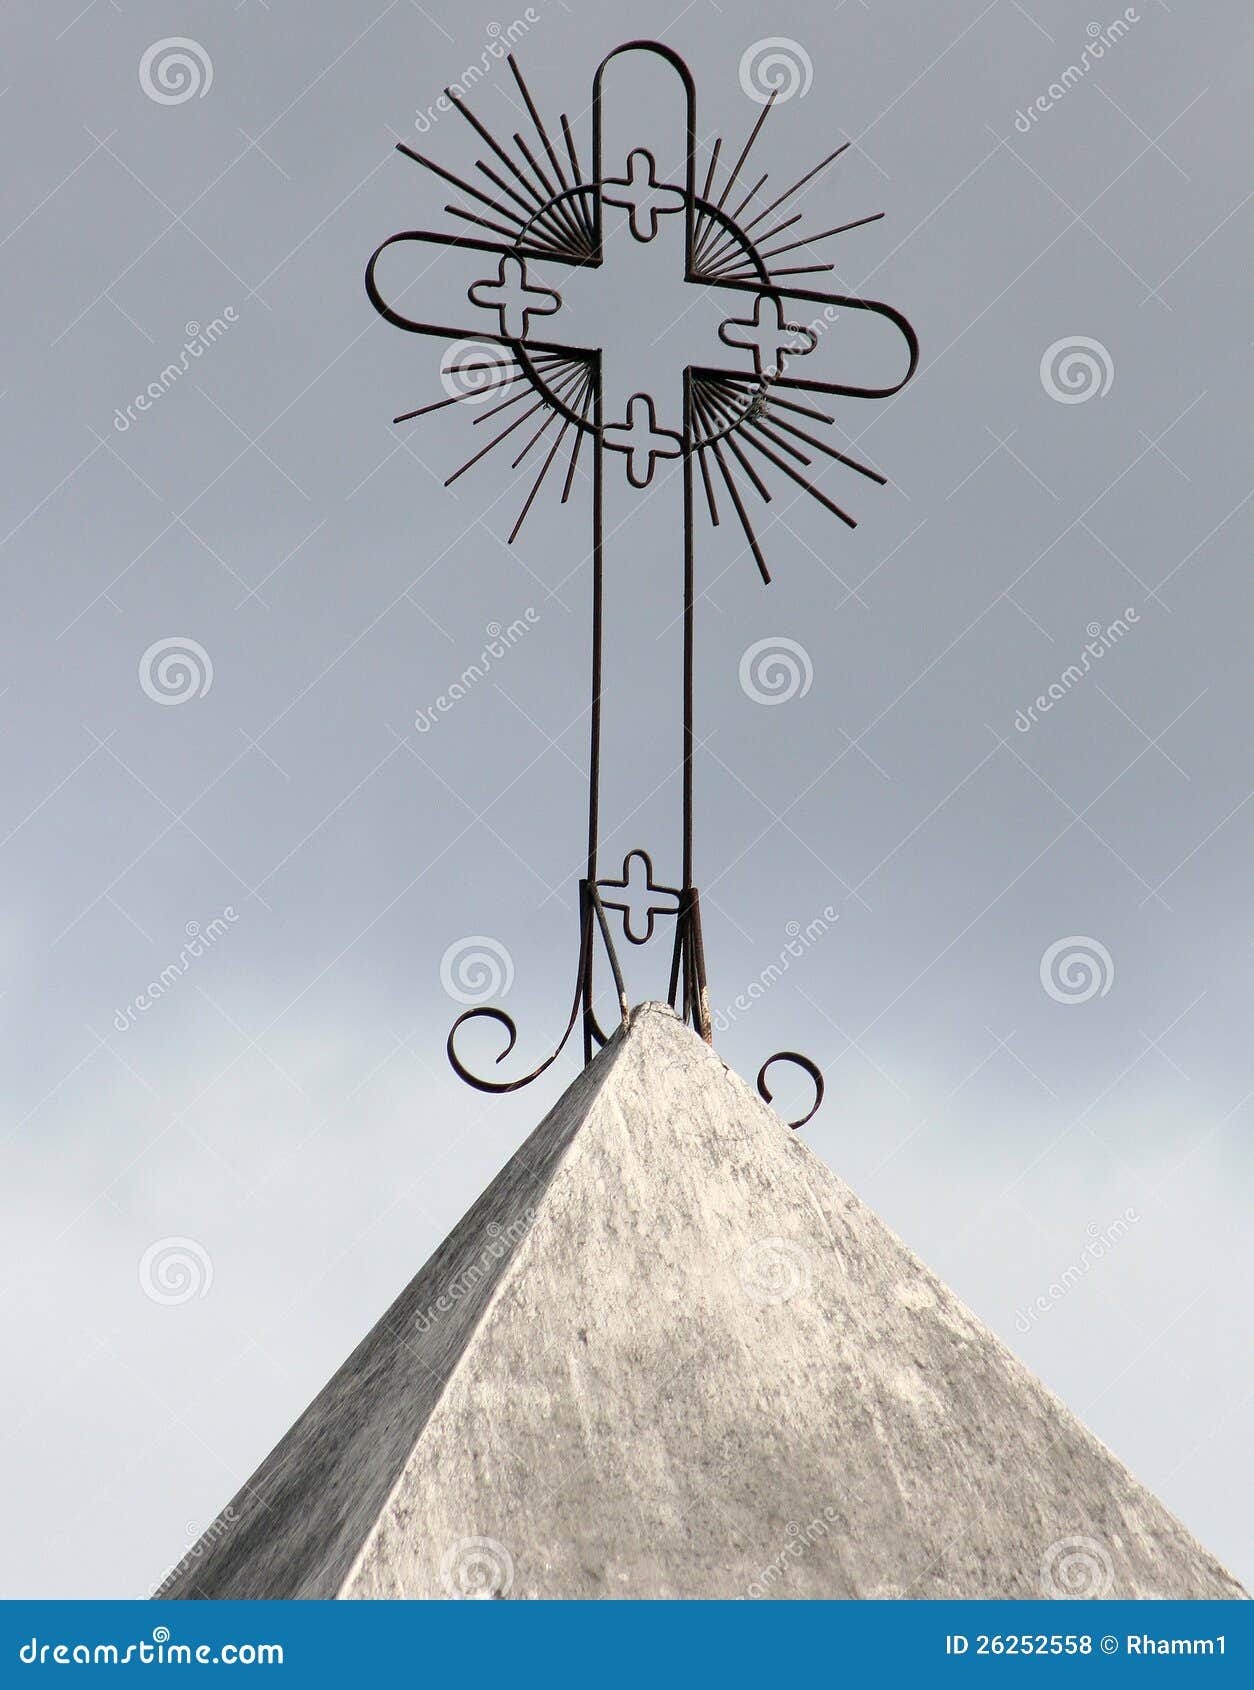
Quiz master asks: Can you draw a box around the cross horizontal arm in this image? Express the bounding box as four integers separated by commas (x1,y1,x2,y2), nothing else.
701,276,918,399
365,229,599,356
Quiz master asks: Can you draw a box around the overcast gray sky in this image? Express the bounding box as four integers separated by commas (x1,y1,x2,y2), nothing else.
1,0,1250,1598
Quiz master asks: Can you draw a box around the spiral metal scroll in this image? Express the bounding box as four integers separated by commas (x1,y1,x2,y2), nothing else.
447,882,628,1093
756,1051,825,1130
447,869,723,1096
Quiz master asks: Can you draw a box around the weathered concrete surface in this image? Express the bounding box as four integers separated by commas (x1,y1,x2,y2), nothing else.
163,1004,1246,1600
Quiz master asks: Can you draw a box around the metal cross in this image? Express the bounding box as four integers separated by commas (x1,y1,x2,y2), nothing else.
602,148,687,242
602,394,682,489
718,294,818,380
467,253,561,339
365,41,917,1126
596,850,683,945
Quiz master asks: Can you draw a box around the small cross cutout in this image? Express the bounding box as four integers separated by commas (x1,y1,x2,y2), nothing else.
596,850,682,945
602,148,687,243
602,393,683,489
719,294,817,380
468,253,562,340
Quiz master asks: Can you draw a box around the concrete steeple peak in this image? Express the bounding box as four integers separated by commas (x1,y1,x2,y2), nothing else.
161,1003,1246,1600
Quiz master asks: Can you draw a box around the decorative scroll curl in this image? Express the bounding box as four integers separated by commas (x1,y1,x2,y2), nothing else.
756,1051,825,1130
448,1004,574,1094
446,883,628,1093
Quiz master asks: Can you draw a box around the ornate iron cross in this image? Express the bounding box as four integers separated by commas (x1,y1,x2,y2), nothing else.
365,41,917,1126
